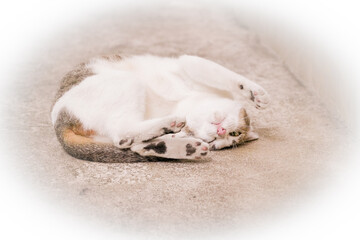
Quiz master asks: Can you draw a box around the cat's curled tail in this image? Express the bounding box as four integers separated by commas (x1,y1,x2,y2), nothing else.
53,110,152,163
51,60,153,163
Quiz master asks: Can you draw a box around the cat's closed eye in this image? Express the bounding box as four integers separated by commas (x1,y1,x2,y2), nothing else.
229,131,241,136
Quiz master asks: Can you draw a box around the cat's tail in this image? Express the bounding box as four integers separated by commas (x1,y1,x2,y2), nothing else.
53,110,152,163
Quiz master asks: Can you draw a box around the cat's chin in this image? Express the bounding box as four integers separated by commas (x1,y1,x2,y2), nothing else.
207,137,217,143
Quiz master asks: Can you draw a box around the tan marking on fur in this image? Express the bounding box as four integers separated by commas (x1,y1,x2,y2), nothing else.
63,128,95,145
239,108,250,127
101,54,122,62
63,122,96,145
183,126,195,136
54,101,150,163
71,125,96,137
238,108,250,135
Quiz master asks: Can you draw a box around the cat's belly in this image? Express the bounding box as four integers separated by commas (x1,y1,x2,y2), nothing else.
144,88,178,119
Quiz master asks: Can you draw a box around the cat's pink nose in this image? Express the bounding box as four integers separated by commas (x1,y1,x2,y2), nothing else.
217,127,226,136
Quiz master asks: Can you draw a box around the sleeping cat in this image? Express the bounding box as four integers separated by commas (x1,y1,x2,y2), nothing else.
51,55,269,162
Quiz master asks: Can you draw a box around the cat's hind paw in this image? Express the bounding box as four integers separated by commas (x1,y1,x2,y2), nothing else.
131,137,210,160
185,141,209,160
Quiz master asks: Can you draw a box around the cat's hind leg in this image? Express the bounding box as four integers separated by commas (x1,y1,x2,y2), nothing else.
116,116,186,149
130,135,209,160
179,55,270,109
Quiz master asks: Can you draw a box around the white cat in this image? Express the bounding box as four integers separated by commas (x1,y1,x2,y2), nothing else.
51,55,269,162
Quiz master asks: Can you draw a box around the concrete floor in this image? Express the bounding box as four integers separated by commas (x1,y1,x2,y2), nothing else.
1,4,348,239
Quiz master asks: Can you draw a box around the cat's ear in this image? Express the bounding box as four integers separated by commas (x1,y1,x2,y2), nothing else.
245,130,259,142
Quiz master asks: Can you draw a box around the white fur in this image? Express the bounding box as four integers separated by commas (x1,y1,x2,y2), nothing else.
51,55,269,151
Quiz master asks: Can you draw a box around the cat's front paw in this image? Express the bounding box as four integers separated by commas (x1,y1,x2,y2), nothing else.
165,116,186,134
139,117,187,142
238,83,270,109
209,142,219,151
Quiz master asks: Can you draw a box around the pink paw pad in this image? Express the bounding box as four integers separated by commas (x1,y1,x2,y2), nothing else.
177,122,185,128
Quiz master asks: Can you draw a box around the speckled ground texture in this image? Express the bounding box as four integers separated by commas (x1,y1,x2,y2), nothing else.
3,4,348,239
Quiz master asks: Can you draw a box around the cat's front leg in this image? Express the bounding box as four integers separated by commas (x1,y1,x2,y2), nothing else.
209,130,259,150
116,116,186,149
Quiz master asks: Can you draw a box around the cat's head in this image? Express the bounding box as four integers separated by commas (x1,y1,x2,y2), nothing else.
206,107,259,150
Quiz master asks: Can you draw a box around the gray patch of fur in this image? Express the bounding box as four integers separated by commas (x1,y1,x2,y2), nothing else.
186,143,196,156
143,141,167,154
250,90,255,102
53,55,123,106
162,127,174,134
53,62,94,107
